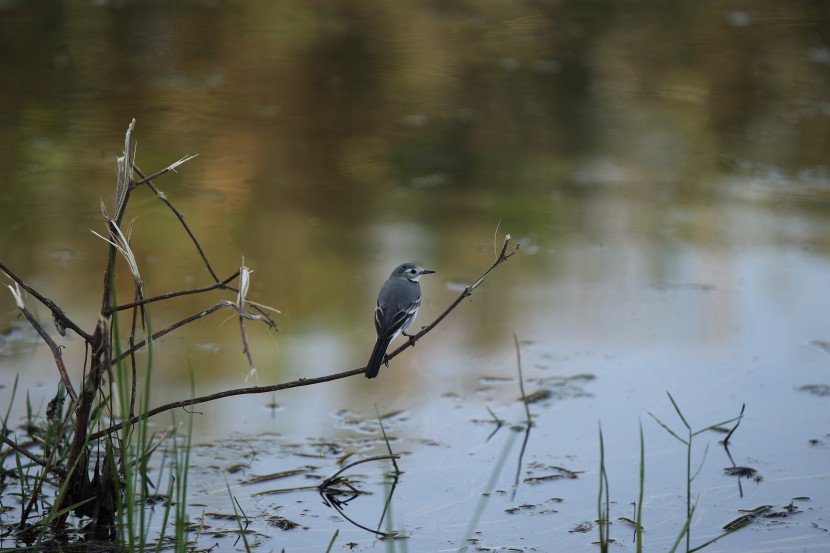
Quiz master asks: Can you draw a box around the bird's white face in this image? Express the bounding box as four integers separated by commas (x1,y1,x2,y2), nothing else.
397,263,436,282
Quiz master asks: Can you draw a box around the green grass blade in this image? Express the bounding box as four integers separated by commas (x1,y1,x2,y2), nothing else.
226,479,252,552
647,411,688,445
0,374,19,459
666,392,690,431
691,414,744,437
324,529,339,553
666,511,692,553
636,422,644,552
597,425,610,552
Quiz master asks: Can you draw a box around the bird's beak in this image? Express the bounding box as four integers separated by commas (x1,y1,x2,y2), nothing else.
421,269,436,275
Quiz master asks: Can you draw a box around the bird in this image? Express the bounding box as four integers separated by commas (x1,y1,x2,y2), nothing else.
365,262,435,379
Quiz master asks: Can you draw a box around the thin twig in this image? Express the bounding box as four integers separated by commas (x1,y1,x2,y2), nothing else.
111,270,241,312
385,234,519,363
132,164,220,282
237,264,257,381
319,455,401,488
111,298,277,366
0,261,93,342
131,155,198,187
89,368,366,441
723,403,746,446
239,315,255,380
2,437,50,468
112,302,228,364
4,283,77,401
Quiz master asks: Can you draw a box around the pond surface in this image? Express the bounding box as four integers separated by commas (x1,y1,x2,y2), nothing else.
1,1,830,551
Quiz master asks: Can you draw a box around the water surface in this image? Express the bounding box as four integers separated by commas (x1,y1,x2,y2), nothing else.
1,1,829,551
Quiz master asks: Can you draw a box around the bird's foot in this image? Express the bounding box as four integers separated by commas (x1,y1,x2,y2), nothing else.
402,331,417,346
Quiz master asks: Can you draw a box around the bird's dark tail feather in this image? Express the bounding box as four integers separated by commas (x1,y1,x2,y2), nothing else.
366,337,392,379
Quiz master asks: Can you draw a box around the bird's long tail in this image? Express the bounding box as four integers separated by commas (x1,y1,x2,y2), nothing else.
365,337,392,379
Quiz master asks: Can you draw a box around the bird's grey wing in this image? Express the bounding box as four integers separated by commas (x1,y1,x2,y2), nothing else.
375,297,420,340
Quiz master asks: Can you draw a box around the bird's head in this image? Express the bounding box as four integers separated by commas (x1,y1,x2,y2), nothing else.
393,262,436,282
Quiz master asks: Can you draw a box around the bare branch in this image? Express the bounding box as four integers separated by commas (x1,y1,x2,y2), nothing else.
237,263,257,381
131,155,198,187
110,270,241,313
112,301,227,364
4,282,77,401
90,236,519,441
112,295,277,365
2,436,52,470
89,368,367,441
385,234,519,363
0,261,93,342
132,165,220,282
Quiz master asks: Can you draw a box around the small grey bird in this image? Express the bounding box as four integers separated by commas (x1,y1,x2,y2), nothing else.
365,262,435,379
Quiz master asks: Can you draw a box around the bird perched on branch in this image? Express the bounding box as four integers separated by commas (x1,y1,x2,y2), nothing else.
365,262,435,379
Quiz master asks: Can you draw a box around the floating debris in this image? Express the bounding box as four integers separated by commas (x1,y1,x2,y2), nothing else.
810,340,830,354
617,516,643,530
723,505,773,530
521,389,552,403
525,466,582,484
266,515,302,530
569,522,593,533
723,466,758,478
505,504,536,514
797,384,830,397
242,467,308,485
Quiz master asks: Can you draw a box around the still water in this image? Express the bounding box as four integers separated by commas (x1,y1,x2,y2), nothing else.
1,1,829,551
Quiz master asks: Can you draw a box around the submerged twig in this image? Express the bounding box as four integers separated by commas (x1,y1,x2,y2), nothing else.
318,455,401,489
375,407,400,475
374,409,400,535
722,403,746,448
484,405,505,442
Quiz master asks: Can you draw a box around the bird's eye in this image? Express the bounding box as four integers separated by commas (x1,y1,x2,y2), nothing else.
410,269,417,274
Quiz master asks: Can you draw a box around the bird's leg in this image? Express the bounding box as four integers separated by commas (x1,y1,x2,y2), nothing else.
401,331,417,346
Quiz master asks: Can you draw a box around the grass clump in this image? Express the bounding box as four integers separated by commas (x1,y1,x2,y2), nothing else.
597,392,745,553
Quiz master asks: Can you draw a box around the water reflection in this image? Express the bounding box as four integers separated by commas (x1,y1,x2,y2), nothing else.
1,1,830,550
